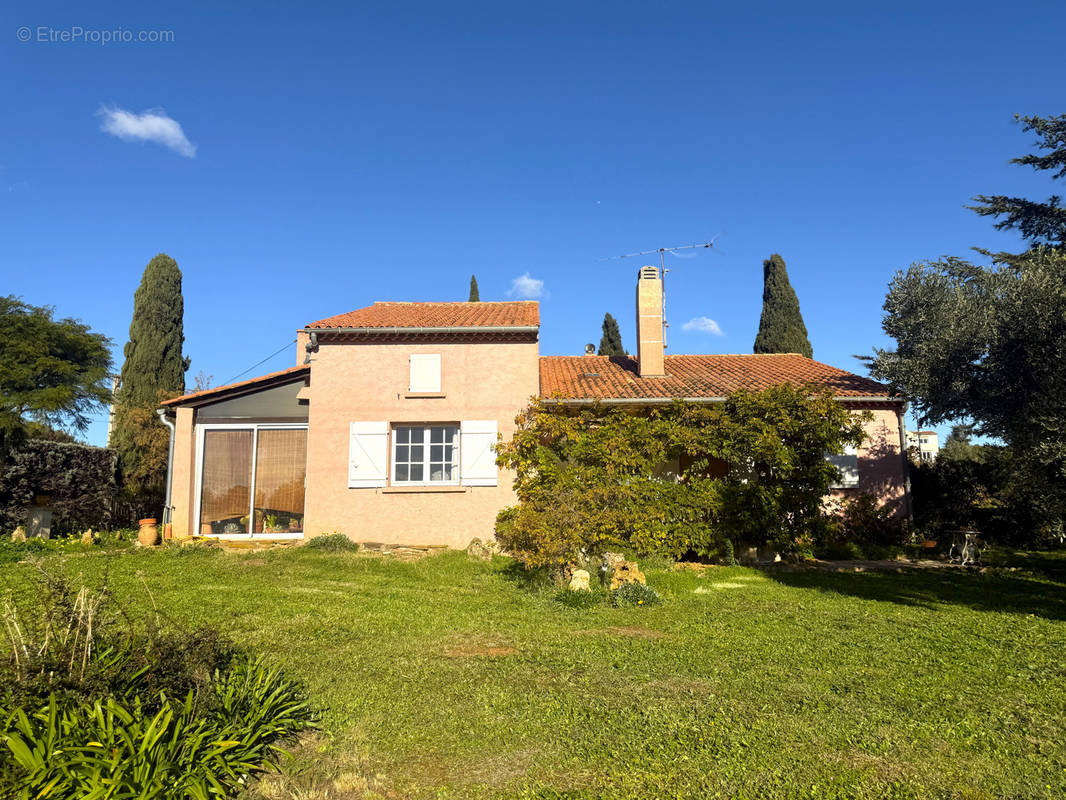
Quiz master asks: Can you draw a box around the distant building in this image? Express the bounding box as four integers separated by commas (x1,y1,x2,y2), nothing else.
906,430,940,463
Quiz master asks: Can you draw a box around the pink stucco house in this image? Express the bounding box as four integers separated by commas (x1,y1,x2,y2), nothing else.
159,267,908,547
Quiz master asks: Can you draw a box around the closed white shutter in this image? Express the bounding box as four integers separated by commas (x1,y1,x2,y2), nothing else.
827,443,860,488
409,354,441,392
349,422,388,488
460,420,498,486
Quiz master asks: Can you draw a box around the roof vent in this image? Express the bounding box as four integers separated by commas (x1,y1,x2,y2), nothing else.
584,343,595,355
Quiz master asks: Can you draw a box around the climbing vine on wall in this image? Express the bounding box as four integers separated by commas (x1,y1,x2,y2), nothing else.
494,386,868,567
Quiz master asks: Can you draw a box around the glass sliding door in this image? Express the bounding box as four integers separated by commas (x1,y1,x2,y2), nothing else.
199,429,254,535
196,425,307,536
252,428,307,533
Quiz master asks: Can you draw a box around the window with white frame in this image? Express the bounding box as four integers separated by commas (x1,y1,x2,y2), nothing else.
827,444,860,488
392,424,459,484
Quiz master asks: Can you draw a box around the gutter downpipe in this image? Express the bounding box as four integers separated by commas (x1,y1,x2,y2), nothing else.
896,402,914,526
156,408,176,530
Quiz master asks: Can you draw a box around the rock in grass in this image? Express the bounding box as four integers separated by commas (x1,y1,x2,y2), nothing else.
568,569,591,592
11,526,26,542
466,538,498,561
609,561,646,591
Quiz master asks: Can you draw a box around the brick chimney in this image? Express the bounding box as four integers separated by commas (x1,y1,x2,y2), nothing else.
636,265,665,376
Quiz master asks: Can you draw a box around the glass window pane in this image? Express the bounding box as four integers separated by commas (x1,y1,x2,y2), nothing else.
253,429,307,533
431,445,443,462
431,427,443,443
410,445,424,462
430,465,443,481
443,464,455,481
396,445,409,462
410,464,423,482
395,464,409,482
443,445,454,463
396,427,409,444
410,428,424,443
199,430,253,535
445,426,459,444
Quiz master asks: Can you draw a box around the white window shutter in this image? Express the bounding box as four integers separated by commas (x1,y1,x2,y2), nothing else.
461,420,498,486
827,443,860,489
409,354,441,392
349,422,388,488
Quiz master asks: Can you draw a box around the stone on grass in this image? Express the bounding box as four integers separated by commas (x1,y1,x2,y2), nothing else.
609,560,646,591
11,526,26,543
466,537,498,561
568,569,591,592
81,529,95,545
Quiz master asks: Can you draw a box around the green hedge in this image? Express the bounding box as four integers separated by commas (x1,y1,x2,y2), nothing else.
0,439,117,535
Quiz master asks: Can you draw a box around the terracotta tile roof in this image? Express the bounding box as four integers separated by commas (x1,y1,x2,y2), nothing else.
306,301,539,330
160,364,309,407
539,354,894,401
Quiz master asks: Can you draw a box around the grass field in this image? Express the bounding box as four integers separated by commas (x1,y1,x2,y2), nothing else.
2,546,1064,799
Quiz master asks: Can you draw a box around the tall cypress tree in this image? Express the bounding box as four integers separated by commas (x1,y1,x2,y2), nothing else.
598,312,625,356
111,253,190,511
753,254,813,358
468,275,480,302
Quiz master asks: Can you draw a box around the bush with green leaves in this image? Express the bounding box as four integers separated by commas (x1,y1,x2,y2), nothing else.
495,386,868,568
609,582,662,608
0,570,313,797
1,658,311,799
0,438,117,536
304,532,359,552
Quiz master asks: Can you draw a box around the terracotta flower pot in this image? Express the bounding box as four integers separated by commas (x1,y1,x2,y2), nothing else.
138,518,159,547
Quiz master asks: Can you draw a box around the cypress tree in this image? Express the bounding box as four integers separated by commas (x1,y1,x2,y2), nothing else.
111,253,190,512
753,254,813,358
468,275,480,302
598,313,625,356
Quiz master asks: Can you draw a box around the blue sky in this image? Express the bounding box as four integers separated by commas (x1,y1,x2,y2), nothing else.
4,1,1064,447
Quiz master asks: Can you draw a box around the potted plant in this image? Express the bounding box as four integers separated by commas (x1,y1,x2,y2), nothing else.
138,518,159,547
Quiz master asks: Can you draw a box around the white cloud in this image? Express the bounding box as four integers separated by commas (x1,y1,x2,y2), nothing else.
97,106,196,158
682,316,723,335
507,272,545,299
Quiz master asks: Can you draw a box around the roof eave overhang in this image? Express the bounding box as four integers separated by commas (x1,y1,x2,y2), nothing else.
159,370,310,409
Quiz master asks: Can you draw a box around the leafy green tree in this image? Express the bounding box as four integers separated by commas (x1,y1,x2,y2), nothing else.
468,275,480,302
940,424,977,462
871,248,1066,532
111,254,190,508
753,254,813,358
598,313,624,356
494,386,867,568
969,114,1066,249
0,296,111,459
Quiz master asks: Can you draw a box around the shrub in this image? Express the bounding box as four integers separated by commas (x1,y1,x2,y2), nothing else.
0,658,312,799
609,582,662,608
0,439,117,535
304,533,359,552
494,388,868,568
840,493,905,548
0,571,314,797
816,540,865,561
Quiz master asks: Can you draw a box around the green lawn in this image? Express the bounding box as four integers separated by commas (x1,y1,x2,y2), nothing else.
3,546,1064,799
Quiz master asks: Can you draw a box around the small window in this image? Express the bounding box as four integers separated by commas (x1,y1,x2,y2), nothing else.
827,444,859,489
409,354,441,393
393,424,459,484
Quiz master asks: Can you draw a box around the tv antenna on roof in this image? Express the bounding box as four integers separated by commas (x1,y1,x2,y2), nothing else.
598,239,718,349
